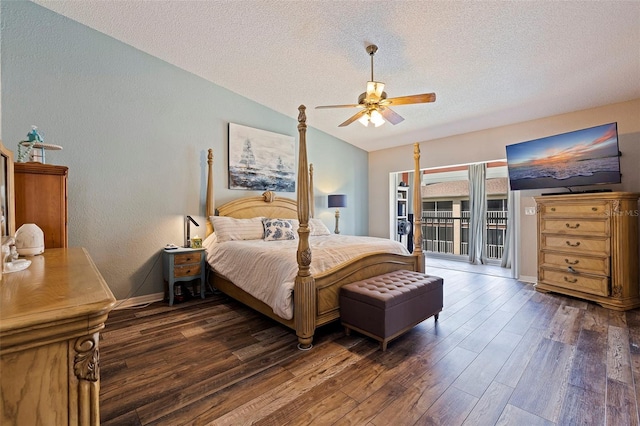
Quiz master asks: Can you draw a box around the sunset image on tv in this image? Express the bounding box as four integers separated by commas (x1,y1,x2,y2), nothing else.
505,123,621,191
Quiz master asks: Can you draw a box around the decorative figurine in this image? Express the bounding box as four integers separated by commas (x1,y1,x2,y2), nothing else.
27,126,44,143
17,125,44,162
16,126,62,164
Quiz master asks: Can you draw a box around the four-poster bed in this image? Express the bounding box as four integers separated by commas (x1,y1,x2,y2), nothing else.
204,105,424,349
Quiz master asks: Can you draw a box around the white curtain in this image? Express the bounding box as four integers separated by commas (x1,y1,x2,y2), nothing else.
501,190,515,268
468,163,487,265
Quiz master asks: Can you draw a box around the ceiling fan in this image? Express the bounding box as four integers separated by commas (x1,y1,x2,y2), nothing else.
316,44,436,127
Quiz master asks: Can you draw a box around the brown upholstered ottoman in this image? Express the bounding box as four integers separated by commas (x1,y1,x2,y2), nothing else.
340,270,443,351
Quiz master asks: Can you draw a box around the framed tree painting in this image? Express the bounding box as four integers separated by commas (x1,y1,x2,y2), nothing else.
228,123,296,192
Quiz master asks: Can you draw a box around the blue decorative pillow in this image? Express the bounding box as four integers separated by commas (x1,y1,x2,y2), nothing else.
263,219,297,241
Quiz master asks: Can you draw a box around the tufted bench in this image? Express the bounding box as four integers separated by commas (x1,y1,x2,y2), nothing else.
339,270,443,351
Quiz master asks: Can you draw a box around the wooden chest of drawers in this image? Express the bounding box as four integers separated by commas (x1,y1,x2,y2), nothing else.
534,192,640,310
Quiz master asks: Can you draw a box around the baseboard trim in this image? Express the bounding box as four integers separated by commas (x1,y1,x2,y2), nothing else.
518,275,537,284
113,292,164,310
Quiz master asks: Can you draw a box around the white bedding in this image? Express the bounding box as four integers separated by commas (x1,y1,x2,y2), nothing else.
203,234,409,320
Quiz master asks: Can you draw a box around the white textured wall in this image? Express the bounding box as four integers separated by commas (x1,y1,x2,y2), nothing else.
370,99,640,280
1,2,368,301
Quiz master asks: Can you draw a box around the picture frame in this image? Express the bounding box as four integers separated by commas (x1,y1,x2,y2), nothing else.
228,123,295,192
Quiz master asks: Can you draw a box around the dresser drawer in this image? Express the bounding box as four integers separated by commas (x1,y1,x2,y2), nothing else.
540,235,610,256
540,251,609,276
174,263,202,278
540,218,609,236
539,267,608,297
175,252,202,265
539,202,609,217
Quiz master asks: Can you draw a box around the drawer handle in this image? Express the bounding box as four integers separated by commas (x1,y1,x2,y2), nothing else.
591,207,598,211
565,241,580,247
550,207,556,212
564,259,579,265
567,266,577,274
565,223,580,229
564,276,578,283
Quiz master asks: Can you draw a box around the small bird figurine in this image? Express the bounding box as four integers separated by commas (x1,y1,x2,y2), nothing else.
26,126,44,143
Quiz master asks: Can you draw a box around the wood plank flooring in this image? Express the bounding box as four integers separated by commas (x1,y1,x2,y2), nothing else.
100,267,640,425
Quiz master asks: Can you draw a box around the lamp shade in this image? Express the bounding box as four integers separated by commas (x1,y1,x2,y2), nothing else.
328,194,347,208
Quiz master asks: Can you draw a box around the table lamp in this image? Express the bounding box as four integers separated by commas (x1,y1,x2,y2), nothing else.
185,215,199,247
328,194,347,234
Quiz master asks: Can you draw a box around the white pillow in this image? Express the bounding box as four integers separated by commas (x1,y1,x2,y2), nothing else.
263,218,297,241
309,218,332,236
202,232,218,249
209,216,265,242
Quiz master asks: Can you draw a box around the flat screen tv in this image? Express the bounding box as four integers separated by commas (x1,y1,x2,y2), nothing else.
505,122,621,191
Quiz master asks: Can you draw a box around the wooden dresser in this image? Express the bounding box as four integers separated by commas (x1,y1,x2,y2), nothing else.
0,248,115,425
14,162,68,248
534,192,640,310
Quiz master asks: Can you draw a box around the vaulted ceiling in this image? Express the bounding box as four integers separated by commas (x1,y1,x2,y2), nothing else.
34,1,640,152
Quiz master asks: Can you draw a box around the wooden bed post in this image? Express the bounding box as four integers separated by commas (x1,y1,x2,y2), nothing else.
294,105,316,350
206,149,215,237
413,143,425,273
309,164,314,218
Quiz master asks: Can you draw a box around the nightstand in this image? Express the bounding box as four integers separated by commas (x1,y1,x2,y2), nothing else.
162,247,206,306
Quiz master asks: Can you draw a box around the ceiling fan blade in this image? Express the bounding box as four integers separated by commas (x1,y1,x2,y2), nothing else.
338,110,367,127
379,107,405,125
315,103,361,109
383,93,436,106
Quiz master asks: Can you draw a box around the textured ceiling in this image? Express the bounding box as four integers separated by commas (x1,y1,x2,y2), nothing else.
34,1,640,152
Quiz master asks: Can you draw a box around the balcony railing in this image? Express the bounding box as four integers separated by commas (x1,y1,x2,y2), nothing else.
421,211,507,260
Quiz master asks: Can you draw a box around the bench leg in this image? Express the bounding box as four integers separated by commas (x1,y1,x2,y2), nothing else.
435,313,439,321
344,326,351,336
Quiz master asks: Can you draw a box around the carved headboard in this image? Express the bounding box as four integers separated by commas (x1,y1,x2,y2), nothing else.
216,190,298,220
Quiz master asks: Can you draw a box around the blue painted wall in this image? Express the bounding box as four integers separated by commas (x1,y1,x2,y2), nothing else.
1,1,368,301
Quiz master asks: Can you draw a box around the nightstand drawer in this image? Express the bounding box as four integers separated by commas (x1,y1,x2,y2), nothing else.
175,252,202,265
174,263,202,278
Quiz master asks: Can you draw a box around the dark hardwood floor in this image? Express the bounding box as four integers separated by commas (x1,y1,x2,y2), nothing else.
100,267,640,425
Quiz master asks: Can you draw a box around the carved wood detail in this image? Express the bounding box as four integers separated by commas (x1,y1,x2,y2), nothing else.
262,190,276,203
74,334,99,382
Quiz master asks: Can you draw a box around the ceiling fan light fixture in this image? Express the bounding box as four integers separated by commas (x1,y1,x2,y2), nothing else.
358,112,371,127
358,110,385,127
366,81,385,99
370,110,385,127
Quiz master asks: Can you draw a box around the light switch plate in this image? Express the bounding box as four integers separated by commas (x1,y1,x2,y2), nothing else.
525,207,536,215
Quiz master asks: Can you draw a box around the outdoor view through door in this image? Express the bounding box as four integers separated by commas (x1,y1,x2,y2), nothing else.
394,161,511,272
